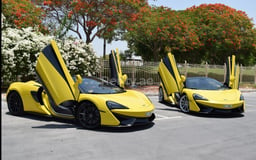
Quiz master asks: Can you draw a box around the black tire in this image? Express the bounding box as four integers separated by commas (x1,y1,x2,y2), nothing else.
159,87,164,102
76,101,100,129
179,94,190,113
7,91,24,116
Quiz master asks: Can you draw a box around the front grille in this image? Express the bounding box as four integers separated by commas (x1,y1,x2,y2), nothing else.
196,103,244,114
114,113,155,126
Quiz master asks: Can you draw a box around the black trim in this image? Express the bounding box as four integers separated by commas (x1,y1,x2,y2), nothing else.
30,87,44,105
196,102,244,114
158,72,169,96
224,57,230,85
42,45,66,80
109,51,119,86
162,56,179,90
113,113,155,126
31,91,39,103
37,87,44,105
41,44,77,101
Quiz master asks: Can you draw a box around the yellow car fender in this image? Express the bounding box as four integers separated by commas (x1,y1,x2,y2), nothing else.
7,81,51,115
78,94,120,126
182,90,200,112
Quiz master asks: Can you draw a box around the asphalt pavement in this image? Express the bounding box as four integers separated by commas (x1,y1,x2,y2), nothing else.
2,92,256,160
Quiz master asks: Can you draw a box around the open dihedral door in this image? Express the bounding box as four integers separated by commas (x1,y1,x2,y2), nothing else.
225,55,240,89
109,49,127,88
36,40,80,110
158,53,184,98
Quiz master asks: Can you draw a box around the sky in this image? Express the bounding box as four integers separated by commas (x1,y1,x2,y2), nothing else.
92,0,256,57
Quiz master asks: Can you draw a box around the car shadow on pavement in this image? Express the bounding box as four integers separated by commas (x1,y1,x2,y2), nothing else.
157,107,181,112
155,107,245,119
5,112,155,132
188,112,245,119
85,122,155,133
5,112,77,129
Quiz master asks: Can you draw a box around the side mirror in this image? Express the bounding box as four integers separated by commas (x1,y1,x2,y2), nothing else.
121,74,127,82
229,75,235,87
181,75,186,82
75,74,82,84
119,74,127,88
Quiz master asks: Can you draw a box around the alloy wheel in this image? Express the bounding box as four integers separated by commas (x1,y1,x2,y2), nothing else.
179,94,189,113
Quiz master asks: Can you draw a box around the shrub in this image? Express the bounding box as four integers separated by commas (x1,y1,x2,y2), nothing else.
1,26,99,86
57,38,99,76
1,27,52,83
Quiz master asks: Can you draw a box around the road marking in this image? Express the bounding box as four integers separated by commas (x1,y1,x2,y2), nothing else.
246,104,255,107
245,109,256,112
155,114,183,121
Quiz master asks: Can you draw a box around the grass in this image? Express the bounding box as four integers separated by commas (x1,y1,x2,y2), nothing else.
119,64,256,86
122,64,255,76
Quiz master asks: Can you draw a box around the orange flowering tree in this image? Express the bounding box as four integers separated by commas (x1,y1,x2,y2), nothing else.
2,0,47,33
124,6,200,61
125,3,256,64
40,0,148,44
185,3,256,65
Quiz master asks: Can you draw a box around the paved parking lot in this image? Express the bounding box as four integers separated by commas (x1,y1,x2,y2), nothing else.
2,92,256,160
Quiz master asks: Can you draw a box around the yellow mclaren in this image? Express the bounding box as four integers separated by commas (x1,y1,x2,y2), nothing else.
6,40,155,129
158,53,245,114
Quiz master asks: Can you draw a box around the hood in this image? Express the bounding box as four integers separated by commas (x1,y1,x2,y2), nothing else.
101,90,152,110
192,89,241,102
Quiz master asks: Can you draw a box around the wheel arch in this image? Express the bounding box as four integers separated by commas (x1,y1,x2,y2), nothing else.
7,88,26,107
6,89,25,115
7,90,21,101
75,99,102,129
76,96,120,126
180,90,192,101
76,100,96,110
77,97,105,112
181,90,201,112
7,83,24,97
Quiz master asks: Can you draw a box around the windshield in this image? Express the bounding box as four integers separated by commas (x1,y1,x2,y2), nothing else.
78,77,125,94
185,77,229,90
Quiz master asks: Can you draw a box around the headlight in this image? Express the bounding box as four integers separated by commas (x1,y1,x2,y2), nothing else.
240,94,244,100
193,93,208,100
106,101,129,110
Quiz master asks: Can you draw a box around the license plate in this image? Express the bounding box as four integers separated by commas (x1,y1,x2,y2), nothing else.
224,104,232,108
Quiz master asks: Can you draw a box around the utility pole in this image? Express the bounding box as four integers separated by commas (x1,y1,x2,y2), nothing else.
103,39,106,59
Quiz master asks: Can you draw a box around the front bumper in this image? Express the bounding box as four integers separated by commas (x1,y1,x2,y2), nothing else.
113,113,155,126
196,102,244,114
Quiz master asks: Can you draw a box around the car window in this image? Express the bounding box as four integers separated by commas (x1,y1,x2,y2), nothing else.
78,77,125,94
185,77,229,90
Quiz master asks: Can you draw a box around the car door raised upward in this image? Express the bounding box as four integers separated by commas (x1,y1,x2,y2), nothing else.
225,55,240,89
158,53,184,96
36,40,80,107
109,49,127,88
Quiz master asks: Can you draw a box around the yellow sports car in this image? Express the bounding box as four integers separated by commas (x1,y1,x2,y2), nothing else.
158,53,245,114
6,40,155,129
